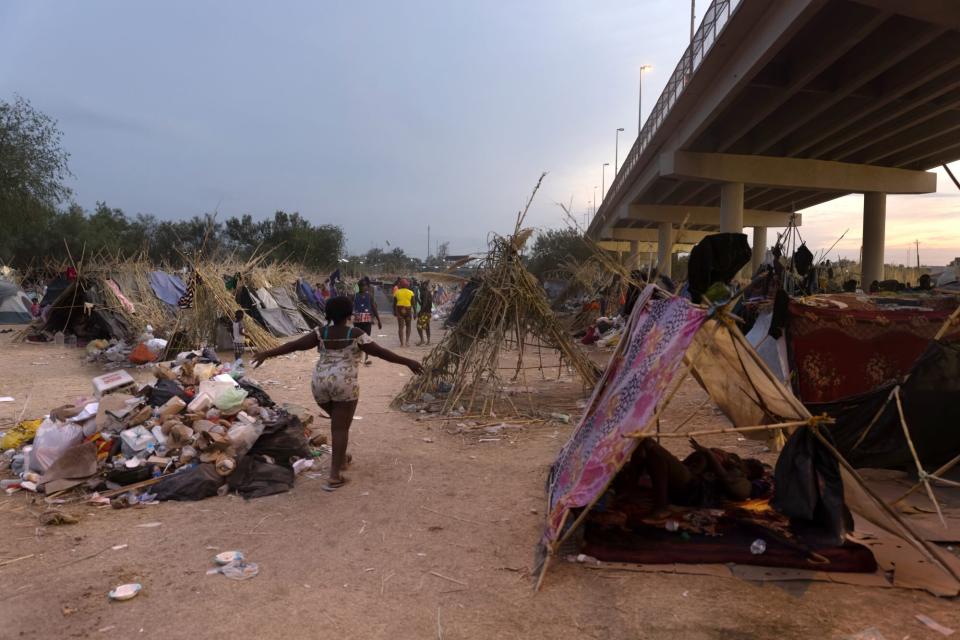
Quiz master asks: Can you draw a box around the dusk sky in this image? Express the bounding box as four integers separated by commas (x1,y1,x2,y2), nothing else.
2,1,958,264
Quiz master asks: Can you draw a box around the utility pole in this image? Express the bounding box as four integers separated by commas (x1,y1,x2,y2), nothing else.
427,225,431,262
690,0,696,43
638,64,653,138
614,127,624,174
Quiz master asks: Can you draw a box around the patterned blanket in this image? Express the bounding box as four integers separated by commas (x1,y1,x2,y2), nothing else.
543,288,707,545
788,294,960,403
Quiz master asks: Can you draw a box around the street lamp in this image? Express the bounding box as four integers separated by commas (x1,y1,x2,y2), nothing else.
638,64,653,138
614,127,624,174
602,162,610,198
593,186,598,216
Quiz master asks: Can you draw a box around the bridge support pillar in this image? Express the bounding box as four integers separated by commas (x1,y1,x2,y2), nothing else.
751,226,767,275
627,240,640,270
720,182,744,233
657,222,674,278
861,192,886,287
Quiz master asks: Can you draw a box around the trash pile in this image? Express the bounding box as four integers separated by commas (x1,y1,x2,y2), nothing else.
1,351,319,504
579,316,625,349
84,325,171,369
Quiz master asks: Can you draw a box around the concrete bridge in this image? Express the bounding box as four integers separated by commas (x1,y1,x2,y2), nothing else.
588,0,960,284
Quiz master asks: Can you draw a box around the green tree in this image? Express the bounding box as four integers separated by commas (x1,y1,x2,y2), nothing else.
526,227,592,279
0,96,72,264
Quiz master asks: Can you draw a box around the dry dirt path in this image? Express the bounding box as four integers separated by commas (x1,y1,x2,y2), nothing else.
0,318,957,640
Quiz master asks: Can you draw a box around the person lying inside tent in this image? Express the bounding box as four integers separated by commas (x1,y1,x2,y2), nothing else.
616,437,771,516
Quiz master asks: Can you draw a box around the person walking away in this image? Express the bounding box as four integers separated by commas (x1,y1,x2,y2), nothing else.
252,296,423,490
353,280,382,364
393,278,415,346
416,281,433,345
232,310,246,362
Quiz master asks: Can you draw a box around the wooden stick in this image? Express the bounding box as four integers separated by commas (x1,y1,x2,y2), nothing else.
641,420,817,439
420,505,485,526
851,386,897,450
94,475,167,500
0,554,34,568
893,387,947,529
429,571,467,587
933,301,960,341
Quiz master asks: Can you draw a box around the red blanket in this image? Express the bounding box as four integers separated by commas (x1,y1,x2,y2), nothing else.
788,294,960,402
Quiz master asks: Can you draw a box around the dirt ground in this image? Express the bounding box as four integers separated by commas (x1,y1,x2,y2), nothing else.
1,317,958,640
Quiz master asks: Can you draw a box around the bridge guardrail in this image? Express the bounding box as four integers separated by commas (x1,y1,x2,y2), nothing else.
592,0,740,234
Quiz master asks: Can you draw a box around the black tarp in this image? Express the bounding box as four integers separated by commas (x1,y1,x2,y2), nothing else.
153,463,224,501
41,275,71,307
687,233,752,303
772,428,852,545
445,279,480,327
227,455,295,499
248,412,311,467
41,279,134,340
813,340,960,470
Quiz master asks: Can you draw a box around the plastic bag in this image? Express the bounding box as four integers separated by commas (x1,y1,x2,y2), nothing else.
29,419,84,473
227,422,264,456
192,363,217,382
129,343,158,365
0,419,42,450
213,388,248,414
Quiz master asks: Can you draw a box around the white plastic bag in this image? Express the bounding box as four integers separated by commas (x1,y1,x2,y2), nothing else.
29,419,84,473
227,421,264,456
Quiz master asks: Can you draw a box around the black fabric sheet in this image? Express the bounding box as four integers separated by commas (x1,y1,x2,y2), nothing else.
815,340,960,470
687,233,752,303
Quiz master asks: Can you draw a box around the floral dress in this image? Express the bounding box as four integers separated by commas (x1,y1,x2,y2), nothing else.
310,326,373,404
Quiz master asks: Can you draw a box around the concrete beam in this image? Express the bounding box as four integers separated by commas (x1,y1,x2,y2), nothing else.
849,0,960,30
597,240,696,254
626,204,800,228
660,151,937,194
597,240,633,253
610,227,711,244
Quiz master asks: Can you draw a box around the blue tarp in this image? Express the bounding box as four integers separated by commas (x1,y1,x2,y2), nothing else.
148,271,187,307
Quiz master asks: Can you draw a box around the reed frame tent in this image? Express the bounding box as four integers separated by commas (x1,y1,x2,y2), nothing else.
535,284,960,596
393,175,600,416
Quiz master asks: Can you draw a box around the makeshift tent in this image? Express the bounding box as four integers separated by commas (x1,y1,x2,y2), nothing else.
40,278,134,341
40,275,72,307
268,287,311,333
0,278,32,323
394,223,599,416
787,293,960,403
535,285,960,595
813,338,960,471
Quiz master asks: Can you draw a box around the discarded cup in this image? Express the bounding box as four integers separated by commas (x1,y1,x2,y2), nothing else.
665,520,680,532
215,550,244,565
108,583,142,601
208,559,259,580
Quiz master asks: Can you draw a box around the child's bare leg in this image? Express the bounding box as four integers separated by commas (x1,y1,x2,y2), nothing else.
327,400,358,486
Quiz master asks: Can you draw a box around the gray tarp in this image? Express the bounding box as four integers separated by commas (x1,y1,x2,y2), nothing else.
269,287,310,333
258,307,300,337
0,279,32,323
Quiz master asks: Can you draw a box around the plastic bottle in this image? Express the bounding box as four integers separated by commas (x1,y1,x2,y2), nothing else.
65,334,77,348
750,539,767,555
54,331,65,346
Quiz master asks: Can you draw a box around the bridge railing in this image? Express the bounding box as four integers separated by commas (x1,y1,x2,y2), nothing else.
592,0,739,233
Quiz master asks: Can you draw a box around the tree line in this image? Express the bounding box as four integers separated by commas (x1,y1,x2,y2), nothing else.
0,95,346,271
